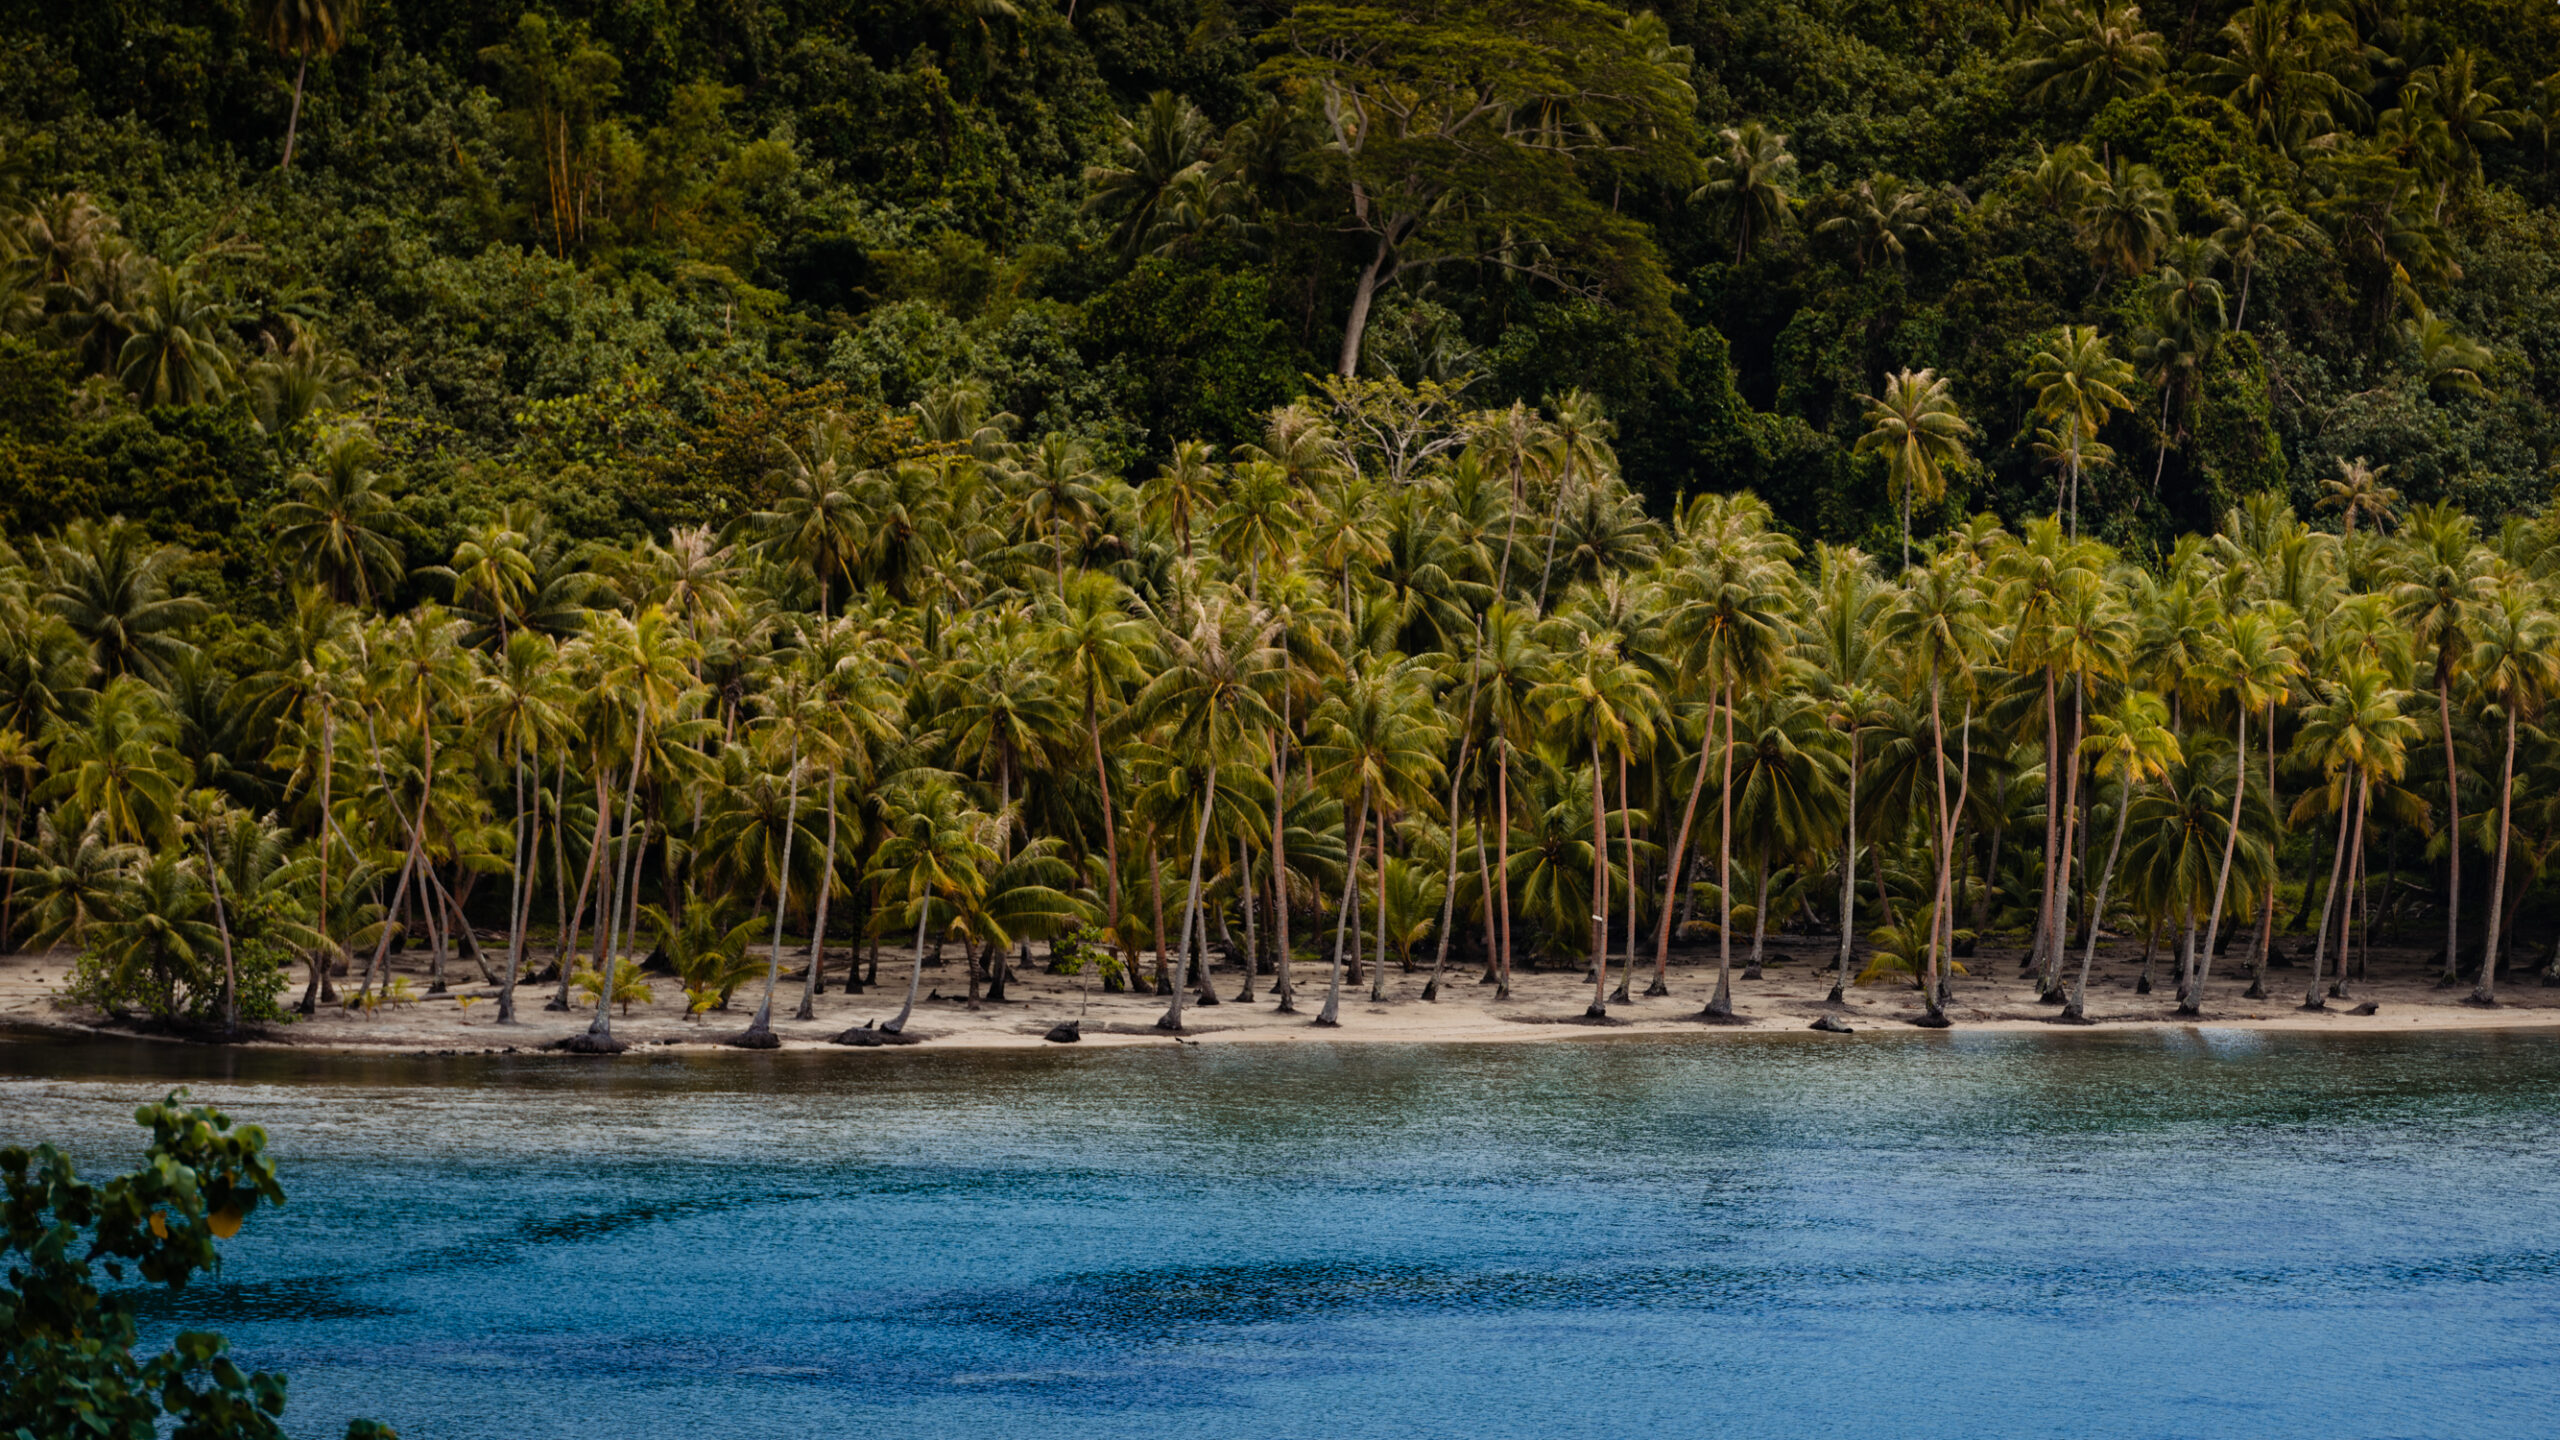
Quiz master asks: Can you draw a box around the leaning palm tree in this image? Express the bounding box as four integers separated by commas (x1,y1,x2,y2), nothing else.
864,775,994,1036
570,607,702,1052
1855,368,1973,569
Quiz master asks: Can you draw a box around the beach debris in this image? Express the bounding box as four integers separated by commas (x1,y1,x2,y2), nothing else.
1808,1014,1853,1034
1044,1020,1082,1043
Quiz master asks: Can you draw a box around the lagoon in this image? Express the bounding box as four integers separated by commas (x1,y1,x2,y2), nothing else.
5,1028,2558,1439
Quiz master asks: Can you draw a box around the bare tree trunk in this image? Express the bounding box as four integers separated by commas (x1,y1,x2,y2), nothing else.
1703,685,1744,1019
1495,740,1515,998
2440,681,2462,984
1832,732,1860,1005
742,739,803,1043
2067,779,2133,1020
280,46,310,172
1587,735,1611,1017
1656,720,1715,996
2306,781,2353,1010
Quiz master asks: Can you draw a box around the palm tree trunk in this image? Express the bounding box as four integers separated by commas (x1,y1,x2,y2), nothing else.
1159,766,1220,1030
1587,735,1611,1017
1270,727,1296,1011
744,739,803,1041
1427,637,1485,1001
1092,691,1134,979
797,777,839,1020
2439,681,2462,984
499,731,531,1024
280,46,310,173
2189,707,2248,1016
1495,738,1515,998
2306,780,2352,1009
2043,683,2084,998
301,713,337,1013
1236,832,1258,1001
1703,683,1743,1018
1920,671,1953,1023
884,902,929,1034
2473,710,2518,1006
1316,787,1370,1025
194,823,237,1038
1371,808,1391,1002
2068,778,2134,1020
588,710,649,1042
1656,715,1715,994
2336,775,2370,1000
555,766,610,1009
1832,731,1860,1004
2034,668,2061,985
1615,750,1639,1000
1149,839,1168,993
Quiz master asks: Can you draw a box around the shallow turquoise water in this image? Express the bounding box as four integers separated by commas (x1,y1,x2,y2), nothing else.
4,1027,2557,1439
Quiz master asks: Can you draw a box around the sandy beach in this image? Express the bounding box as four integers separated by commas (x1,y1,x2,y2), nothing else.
9,931,2560,1055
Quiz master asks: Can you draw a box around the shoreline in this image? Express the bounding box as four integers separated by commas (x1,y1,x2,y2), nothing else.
8,939,2559,1057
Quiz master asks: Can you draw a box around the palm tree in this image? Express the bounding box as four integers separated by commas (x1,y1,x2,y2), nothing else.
2290,663,2419,1009
1855,368,1972,569
1532,619,1662,1018
2067,691,2180,1019
5,804,140,952
115,263,238,407
1694,121,1796,262
2024,326,2137,535
1657,496,1796,1010
258,0,365,171
2213,191,2317,331
2007,2,2166,108
1882,554,1989,1025
1305,663,1444,1025
475,630,571,1024
571,606,702,1051
1127,593,1280,1029
2391,505,2489,985
2072,157,2174,279
1817,174,1937,274
1010,433,1108,583
2464,582,2558,1006
1083,91,1216,261
2189,609,2300,1015
40,520,209,684
752,417,868,617
267,426,405,606
2317,457,2399,540
1141,439,1223,562
865,776,995,1036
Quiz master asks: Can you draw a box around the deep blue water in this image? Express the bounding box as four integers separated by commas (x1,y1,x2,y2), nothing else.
5,1026,2559,1440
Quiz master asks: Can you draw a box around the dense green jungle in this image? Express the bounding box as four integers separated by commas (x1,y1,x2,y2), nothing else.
4,1,2560,1052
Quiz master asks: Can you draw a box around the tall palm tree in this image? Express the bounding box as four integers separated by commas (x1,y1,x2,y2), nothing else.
2067,691,2180,1019
2024,326,2137,535
1305,663,1444,1025
1128,593,1280,1029
572,606,702,1051
2290,663,2419,1010
2464,582,2558,1006
2007,1,2166,108
865,775,995,1036
474,630,572,1023
1855,368,1972,569
1882,554,1988,1025
258,0,365,171
752,416,869,617
1049,572,1154,974
1532,619,1662,1018
2189,608,2299,1015
2390,505,2489,985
